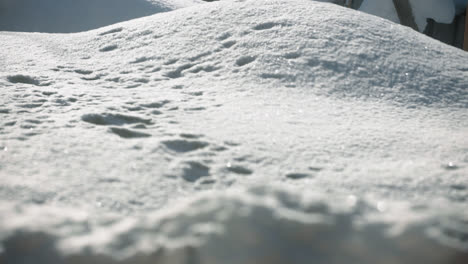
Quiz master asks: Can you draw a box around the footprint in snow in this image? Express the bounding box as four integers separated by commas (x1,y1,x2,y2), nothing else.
81,113,152,126
7,74,51,86
108,127,151,138
161,139,209,153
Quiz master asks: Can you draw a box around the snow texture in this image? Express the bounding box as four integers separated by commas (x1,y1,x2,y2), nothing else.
1,186,468,264
0,0,467,263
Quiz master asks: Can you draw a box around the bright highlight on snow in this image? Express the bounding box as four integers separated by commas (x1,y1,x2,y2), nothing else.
0,0,467,263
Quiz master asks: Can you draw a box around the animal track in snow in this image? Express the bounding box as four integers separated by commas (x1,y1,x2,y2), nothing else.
260,73,294,80
184,107,206,111
74,69,93,75
98,177,121,183
81,74,104,81
52,98,70,106
123,105,144,112
180,161,210,182
130,56,156,64
99,27,123,36
285,173,312,180
236,56,256,67
449,184,466,192
133,29,153,37
161,139,209,153
253,22,282,30
442,162,459,171
108,127,151,138
216,32,232,41
163,59,178,65
7,75,49,86
4,121,15,126
81,113,152,126
151,110,163,115
132,124,147,129
180,133,202,139
140,100,171,109
226,164,253,175
99,44,118,52
126,84,141,89
41,91,57,96
185,91,203,96
222,40,236,48
148,67,161,73
284,52,301,59
165,63,195,79
24,119,42,125
308,166,323,172
132,78,150,84
189,51,212,62
16,103,43,109
189,65,220,74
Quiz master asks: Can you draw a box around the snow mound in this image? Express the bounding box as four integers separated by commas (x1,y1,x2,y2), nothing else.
0,0,202,33
0,1,467,263
54,0,467,107
1,186,467,264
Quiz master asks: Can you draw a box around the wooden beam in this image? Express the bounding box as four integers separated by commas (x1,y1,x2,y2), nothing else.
464,5,468,51
392,0,419,31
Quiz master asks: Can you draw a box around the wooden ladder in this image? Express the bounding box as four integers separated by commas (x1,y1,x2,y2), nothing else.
392,0,419,31
464,5,468,51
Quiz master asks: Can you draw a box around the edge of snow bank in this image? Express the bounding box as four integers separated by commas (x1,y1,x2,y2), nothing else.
1,186,467,264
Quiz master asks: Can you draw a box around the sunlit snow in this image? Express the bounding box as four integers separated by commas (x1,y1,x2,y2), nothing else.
0,0,467,263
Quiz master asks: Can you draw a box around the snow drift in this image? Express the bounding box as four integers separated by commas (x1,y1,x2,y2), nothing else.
0,0,467,263
1,186,468,264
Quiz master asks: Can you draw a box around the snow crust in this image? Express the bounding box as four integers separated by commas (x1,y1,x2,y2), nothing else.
0,0,467,263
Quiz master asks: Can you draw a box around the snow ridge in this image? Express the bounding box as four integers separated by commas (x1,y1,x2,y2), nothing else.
1,186,467,264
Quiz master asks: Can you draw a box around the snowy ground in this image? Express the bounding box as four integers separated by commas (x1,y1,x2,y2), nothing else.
0,0,467,263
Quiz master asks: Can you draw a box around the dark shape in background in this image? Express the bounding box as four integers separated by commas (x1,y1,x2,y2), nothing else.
0,0,170,33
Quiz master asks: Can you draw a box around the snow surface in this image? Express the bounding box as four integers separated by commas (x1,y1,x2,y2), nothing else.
359,0,456,32
0,0,467,263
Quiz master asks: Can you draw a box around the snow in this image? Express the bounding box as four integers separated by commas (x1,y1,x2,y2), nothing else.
1,187,467,263
0,0,467,263
359,0,456,32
